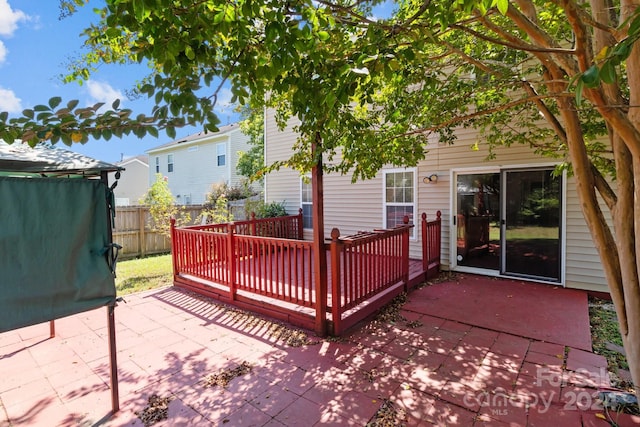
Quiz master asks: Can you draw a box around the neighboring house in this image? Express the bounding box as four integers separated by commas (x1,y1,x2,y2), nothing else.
146,123,253,205
110,155,149,206
264,111,612,294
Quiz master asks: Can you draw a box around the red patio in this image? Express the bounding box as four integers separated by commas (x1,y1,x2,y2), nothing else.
2,274,634,426
170,210,442,336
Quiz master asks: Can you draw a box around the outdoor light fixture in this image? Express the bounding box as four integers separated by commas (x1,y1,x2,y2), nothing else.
423,174,438,184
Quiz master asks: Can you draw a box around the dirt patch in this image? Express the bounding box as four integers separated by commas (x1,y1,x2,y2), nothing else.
203,361,253,388
367,399,407,426
588,296,633,391
135,394,172,427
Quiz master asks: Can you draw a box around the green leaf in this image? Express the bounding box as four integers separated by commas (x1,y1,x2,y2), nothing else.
612,41,631,59
166,126,176,139
629,14,640,36
317,31,330,41
133,0,146,22
581,65,600,87
495,0,508,15
600,61,616,84
22,109,34,119
112,99,121,110
185,45,195,60
575,78,584,106
33,104,50,112
67,99,79,110
48,97,62,109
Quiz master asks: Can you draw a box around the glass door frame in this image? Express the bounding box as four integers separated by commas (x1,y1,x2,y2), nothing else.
450,165,567,285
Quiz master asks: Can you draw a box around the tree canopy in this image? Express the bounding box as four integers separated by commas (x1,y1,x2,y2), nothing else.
2,0,640,391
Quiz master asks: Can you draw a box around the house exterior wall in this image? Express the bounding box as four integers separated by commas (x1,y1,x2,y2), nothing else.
110,158,149,206
264,110,611,293
147,127,252,205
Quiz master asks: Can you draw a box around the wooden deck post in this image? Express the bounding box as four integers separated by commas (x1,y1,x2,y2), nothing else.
421,213,428,274
227,222,237,300
434,210,442,274
312,132,328,337
330,228,342,336
170,218,178,281
402,216,410,291
297,208,304,240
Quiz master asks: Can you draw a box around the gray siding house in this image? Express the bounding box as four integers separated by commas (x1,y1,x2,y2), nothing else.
110,155,149,206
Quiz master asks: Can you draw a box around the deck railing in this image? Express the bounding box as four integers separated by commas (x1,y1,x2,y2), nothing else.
329,223,412,335
183,209,304,240
422,211,442,279
171,211,441,335
234,235,315,308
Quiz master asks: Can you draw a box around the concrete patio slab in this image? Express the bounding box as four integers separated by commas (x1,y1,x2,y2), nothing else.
0,274,637,426
403,274,592,351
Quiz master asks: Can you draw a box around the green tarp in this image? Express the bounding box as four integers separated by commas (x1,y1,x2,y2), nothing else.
0,176,116,333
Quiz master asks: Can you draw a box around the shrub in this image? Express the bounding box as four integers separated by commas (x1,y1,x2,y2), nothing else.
140,174,191,237
204,182,257,209
245,200,288,218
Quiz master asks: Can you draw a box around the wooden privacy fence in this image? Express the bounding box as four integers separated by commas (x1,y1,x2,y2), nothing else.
113,205,205,259
171,212,441,335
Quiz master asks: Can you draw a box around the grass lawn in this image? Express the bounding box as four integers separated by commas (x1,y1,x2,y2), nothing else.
115,253,173,295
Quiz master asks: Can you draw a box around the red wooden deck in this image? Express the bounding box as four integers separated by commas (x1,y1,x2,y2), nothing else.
174,253,426,333
171,212,441,336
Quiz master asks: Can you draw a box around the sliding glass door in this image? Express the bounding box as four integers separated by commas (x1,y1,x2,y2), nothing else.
502,169,562,281
455,173,501,270
454,167,562,282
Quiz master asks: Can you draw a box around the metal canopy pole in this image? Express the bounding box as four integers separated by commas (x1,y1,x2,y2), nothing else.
101,170,120,413
107,303,119,413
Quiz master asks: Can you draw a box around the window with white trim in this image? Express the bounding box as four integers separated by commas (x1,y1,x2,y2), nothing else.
301,177,312,229
216,143,226,166
155,157,160,173
167,154,174,172
384,169,415,237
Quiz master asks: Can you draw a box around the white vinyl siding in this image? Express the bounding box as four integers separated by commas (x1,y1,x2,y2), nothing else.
264,111,613,293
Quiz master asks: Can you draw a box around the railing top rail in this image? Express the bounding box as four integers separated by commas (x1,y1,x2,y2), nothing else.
337,224,413,245
235,233,313,244
176,213,301,231
174,227,227,236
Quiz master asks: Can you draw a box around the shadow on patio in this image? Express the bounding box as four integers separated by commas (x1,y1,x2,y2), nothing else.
0,273,638,426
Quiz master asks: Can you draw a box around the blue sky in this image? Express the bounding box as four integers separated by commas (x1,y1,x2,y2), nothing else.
0,1,239,164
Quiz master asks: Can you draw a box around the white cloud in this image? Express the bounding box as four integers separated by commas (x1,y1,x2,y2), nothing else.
214,87,236,114
0,0,28,36
86,80,125,107
0,40,6,64
0,86,22,112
